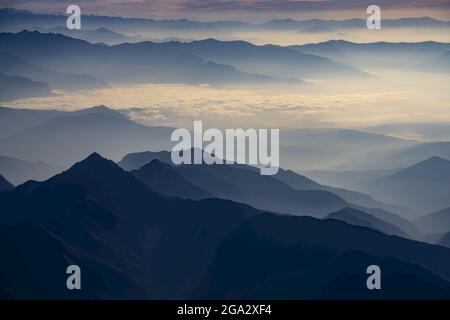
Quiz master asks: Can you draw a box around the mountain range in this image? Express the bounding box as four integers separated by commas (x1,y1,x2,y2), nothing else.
289,40,450,71
326,207,408,238
0,106,173,166
119,149,419,237
1,9,449,34
0,51,108,91
0,72,51,101
361,157,450,213
0,30,302,87
415,208,450,235
1,152,450,299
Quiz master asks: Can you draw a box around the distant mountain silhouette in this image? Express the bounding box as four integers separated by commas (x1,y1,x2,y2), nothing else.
162,38,366,79
0,109,173,166
0,155,62,185
0,106,65,138
0,72,51,101
198,213,450,299
131,159,212,200
326,207,408,238
1,153,450,299
303,168,400,190
369,141,450,169
415,207,450,234
2,9,448,37
118,149,421,219
35,27,137,45
347,205,421,238
0,174,13,191
278,128,415,172
119,150,347,216
274,166,410,216
0,31,297,86
0,105,124,138
118,150,173,171
438,233,450,248
362,157,450,213
366,122,450,141
290,40,450,70
0,51,108,90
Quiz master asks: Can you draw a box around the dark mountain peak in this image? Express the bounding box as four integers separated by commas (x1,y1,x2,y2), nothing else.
199,38,221,44
118,150,173,171
73,105,126,118
55,152,125,183
425,155,448,164
0,174,14,192
85,152,104,161
387,155,450,179
131,157,212,200
93,27,112,33
137,158,173,173
145,158,168,169
18,29,39,35
408,155,449,170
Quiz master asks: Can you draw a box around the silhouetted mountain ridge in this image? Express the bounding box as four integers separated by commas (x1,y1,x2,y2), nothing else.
1,153,450,299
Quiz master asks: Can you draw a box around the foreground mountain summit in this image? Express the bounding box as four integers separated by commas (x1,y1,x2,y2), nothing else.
1,153,450,299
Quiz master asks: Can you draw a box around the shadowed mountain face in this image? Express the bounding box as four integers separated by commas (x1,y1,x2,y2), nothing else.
0,153,258,298
198,213,450,299
326,207,408,238
415,208,450,234
1,153,450,299
131,160,213,200
0,174,13,192
0,72,51,101
362,157,450,213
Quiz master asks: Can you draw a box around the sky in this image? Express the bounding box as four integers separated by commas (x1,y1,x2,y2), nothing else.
2,0,450,21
